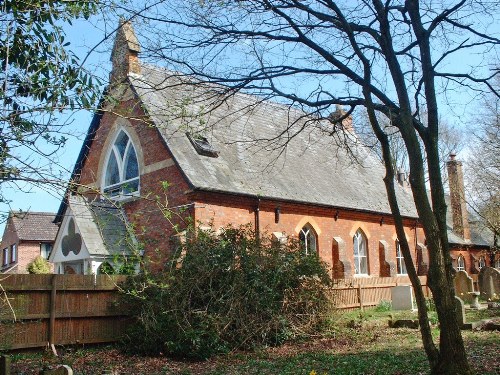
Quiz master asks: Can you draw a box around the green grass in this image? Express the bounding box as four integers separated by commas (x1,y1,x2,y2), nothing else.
6,308,499,375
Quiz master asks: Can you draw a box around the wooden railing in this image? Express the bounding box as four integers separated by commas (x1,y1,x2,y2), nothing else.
0,274,128,350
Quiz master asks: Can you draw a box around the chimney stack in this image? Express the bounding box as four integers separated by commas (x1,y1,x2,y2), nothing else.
328,105,354,133
109,19,141,85
447,153,471,241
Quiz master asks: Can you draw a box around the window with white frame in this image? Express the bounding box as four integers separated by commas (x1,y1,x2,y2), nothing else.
103,129,139,198
396,240,407,275
10,244,17,263
353,229,368,275
2,248,9,266
299,224,317,255
478,256,486,269
457,255,465,271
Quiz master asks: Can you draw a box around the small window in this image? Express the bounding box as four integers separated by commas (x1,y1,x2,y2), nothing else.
103,130,140,199
495,257,500,269
396,241,407,275
353,229,368,275
40,243,52,259
186,132,219,157
478,256,486,270
10,244,17,263
2,248,8,266
457,255,465,271
299,224,317,255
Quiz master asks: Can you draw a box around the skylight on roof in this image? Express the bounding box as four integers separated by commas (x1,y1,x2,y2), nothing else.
186,133,219,158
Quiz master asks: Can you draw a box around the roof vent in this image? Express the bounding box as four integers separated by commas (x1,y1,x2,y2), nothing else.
186,133,219,158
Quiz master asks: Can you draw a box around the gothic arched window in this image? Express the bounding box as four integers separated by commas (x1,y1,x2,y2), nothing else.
299,224,317,255
103,130,139,198
353,229,368,275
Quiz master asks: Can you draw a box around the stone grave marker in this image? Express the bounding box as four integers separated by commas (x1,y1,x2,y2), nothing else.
391,285,414,310
42,365,73,375
478,267,500,301
454,296,466,328
454,270,474,303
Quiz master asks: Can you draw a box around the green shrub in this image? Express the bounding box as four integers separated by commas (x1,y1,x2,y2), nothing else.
26,256,51,274
119,225,331,359
375,300,392,312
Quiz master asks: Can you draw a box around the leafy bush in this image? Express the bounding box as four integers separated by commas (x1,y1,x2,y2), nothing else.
375,300,392,312
119,225,331,359
26,256,51,274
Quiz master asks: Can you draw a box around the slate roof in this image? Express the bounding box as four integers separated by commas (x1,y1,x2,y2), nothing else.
68,196,134,256
8,211,58,242
129,65,418,218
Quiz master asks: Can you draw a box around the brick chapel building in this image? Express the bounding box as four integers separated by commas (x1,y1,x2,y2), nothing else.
49,21,495,276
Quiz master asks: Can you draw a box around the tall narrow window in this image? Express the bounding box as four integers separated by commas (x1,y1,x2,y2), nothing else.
457,255,465,271
396,241,407,275
2,248,8,266
10,244,17,263
299,224,317,255
478,256,486,270
353,229,368,275
103,130,139,198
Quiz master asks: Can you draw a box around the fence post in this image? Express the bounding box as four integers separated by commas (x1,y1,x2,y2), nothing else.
49,274,57,347
357,284,363,311
0,355,11,375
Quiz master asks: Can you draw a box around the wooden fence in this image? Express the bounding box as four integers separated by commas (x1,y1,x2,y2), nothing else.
0,274,429,350
0,274,128,350
331,276,429,310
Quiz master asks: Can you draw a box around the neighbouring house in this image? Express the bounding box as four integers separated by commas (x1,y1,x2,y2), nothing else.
1,211,58,274
50,21,495,276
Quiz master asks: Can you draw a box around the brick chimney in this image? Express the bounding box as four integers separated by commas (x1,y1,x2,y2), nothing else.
109,19,141,85
447,153,471,241
328,105,354,133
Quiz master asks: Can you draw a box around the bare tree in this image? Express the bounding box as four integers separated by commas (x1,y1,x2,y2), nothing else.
466,77,500,258
112,1,499,373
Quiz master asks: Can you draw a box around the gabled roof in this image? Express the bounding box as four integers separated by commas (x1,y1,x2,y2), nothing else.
6,211,58,242
128,65,418,217
66,196,134,257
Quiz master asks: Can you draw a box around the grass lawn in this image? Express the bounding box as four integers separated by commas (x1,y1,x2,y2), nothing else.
7,308,499,375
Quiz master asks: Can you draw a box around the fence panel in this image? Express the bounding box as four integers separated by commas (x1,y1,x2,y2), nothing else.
0,274,128,350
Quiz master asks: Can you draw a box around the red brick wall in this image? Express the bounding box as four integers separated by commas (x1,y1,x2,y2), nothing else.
192,191,424,278
450,247,490,275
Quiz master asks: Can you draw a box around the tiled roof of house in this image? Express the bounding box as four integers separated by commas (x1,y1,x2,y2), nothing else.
9,211,58,242
129,64,419,218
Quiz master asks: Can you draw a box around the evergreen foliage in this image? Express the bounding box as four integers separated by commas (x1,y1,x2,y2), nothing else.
119,225,331,359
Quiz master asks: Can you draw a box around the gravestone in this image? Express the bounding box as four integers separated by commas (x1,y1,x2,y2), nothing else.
478,267,500,301
454,296,466,327
454,270,474,303
391,285,414,310
42,365,73,375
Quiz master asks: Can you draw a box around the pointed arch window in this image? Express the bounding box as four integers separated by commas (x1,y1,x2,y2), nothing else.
103,130,139,198
299,224,317,255
396,240,407,275
478,256,486,270
457,255,465,271
353,229,368,275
